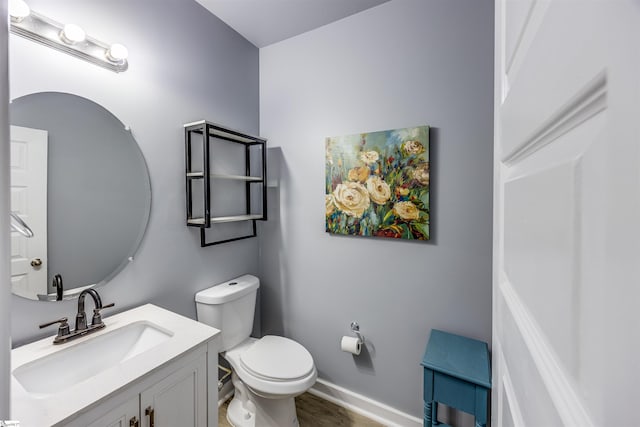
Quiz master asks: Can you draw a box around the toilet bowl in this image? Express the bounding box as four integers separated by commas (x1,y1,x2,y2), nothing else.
224,336,317,426
195,275,317,427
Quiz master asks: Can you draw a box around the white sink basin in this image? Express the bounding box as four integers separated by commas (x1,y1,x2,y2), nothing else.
13,320,173,395
12,304,220,427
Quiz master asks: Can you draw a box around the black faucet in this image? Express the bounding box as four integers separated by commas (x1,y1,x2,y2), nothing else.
40,288,114,344
52,274,63,301
75,288,103,331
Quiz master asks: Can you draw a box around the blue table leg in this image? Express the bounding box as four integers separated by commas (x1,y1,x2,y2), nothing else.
432,402,439,425
425,401,433,427
424,369,434,427
474,387,488,427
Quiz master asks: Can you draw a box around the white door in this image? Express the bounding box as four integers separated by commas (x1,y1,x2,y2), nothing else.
493,1,640,426
10,125,47,300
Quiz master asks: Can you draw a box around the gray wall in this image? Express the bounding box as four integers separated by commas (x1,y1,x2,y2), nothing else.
259,0,494,419
10,0,260,345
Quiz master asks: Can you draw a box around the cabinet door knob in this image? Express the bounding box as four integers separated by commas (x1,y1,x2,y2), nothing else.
129,416,139,427
145,406,155,427
30,258,42,267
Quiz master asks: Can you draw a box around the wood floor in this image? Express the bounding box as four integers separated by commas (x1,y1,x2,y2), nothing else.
219,392,385,427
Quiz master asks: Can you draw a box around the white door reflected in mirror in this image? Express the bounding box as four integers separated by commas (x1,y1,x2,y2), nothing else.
10,125,48,300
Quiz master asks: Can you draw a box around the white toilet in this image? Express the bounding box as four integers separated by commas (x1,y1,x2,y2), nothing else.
195,274,317,427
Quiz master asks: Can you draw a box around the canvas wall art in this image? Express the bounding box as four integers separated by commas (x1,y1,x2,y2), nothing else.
325,125,430,240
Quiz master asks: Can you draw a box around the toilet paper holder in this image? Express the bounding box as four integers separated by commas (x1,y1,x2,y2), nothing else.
350,321,364,343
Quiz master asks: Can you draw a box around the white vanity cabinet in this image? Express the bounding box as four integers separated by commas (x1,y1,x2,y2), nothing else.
65,345,213,427
84,398,138,427
139,351,207,427
11,304,220,427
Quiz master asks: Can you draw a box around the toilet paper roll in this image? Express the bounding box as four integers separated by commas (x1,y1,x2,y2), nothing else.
340,336,362,355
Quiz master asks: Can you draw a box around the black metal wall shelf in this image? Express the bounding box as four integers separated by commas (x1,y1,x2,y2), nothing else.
184,120,267,246
187,172,263,181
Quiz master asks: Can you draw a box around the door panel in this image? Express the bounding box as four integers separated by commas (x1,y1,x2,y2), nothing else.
500,298,563,427
504,162,578,373
494,1,640,426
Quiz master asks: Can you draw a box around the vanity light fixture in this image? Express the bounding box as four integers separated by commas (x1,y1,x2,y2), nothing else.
106,43,128,63
8,0,30,22
9,2,128,73
59,23,86,45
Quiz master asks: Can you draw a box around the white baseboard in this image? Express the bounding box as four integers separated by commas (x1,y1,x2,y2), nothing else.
308,378,422,427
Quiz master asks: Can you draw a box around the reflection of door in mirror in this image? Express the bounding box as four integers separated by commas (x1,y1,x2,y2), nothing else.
10,125,48,300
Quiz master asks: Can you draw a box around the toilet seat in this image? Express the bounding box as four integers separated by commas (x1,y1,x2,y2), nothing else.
240,335,314,382
224,336,317,398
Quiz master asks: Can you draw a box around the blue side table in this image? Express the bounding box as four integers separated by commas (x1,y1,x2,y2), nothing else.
421,329,491,427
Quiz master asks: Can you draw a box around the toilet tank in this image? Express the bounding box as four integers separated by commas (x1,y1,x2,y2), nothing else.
195,274,259,351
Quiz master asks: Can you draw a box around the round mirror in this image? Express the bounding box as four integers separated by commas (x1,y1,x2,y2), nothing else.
9,92,151,301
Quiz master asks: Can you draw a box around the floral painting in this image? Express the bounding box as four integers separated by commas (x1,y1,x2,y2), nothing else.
325,126,430,240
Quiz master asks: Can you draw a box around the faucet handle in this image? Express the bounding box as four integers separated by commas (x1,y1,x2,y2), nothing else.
91,303,115,326
39,317,71,337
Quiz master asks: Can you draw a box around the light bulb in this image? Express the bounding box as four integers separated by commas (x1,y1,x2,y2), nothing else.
8,0,30,22
60,24,86,44
106,43,128,62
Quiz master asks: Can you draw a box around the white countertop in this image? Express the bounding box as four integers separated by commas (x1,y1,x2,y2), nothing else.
11,304,220,427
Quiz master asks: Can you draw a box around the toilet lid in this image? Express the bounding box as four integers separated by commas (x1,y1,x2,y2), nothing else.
240,336,314,381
